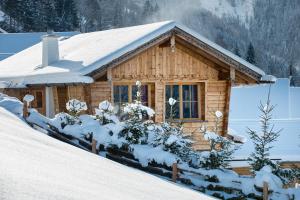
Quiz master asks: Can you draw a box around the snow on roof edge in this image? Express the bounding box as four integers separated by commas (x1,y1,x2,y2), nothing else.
79,21,176,75
81,20,265,79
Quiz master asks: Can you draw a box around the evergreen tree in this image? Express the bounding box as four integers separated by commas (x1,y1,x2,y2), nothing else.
142,0,155,19
247,85,281,172
55,0,79,31
234,44,241,57
246,42,256,64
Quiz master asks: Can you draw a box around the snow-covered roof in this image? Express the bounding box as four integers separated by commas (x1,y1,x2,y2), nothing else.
0,31,79,61
0,21,265,86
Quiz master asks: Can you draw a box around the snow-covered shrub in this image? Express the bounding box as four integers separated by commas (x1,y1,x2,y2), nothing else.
0,93,23,116
152,122,193,163
95,100,118,125
247,89,281,172
119,81,155,144
198,129,237,169
66,99,87,117
151,98,194,163
52,112,81,128
23,94,34,104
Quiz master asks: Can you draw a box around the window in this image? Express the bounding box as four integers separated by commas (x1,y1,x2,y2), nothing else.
182,85,198,118
165,84,200,120
113,84,153,111
132,85,148,106
165,85,180,119
113,85,128,110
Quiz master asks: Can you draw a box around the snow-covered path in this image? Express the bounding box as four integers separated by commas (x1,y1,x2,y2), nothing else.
0,107,213,200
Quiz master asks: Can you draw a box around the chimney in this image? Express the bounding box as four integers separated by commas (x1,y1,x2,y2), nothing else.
42,29,59,67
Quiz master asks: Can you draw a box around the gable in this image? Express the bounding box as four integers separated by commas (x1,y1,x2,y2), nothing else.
110,41,220,81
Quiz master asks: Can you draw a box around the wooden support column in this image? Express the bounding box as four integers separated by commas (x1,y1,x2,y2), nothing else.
107,67,113,102
230,67,236,85
155,81,164,122
222,80,232,136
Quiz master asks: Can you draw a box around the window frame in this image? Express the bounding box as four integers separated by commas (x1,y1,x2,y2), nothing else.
165,82,202,121
113,82,153,108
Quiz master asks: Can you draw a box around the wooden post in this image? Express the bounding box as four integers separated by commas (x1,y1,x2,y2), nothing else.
23,101,28,118
263,181,269,200
172,163,178,182
92,139,97,154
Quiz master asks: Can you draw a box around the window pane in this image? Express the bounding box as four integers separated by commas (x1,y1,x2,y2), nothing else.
165,103,180,119
165,85,180,119
114,86,128,103
120,86,128,102
113,86,119,103
172,85,179,100
191,85,198,101
182,85,190,101
183,102,191,118
191,102,198,118
132,85,148,105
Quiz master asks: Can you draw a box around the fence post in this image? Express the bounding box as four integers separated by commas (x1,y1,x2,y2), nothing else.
172,163,178,182
263,181,268,200
23,101,28,118
92,139,97,154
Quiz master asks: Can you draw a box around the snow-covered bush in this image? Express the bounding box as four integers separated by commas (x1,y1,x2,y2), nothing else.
198,130,237,169
95,100,118,125
119,81,155,144
0,93,23,116
152,122,193,163
23,94,34,104
197,112,238,169
66,99,87,117
151,98,194,163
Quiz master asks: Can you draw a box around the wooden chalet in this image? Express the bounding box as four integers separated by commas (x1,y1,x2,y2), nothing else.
0,21,267,150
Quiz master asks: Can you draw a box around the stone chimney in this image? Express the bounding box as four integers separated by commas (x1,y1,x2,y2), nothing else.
42,29,59,67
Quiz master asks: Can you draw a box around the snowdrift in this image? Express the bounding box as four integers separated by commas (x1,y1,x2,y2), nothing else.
0,107,212,200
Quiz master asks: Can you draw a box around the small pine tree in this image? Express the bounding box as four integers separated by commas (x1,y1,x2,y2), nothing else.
247,85,281,172
120,81,155,144
198,112,238,169
152,98,193,162
246,42,256,64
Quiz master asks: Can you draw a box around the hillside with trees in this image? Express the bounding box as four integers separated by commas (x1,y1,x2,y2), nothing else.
0,0,299,78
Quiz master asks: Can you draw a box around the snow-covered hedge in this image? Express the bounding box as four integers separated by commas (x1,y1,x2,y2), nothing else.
0,93,23,116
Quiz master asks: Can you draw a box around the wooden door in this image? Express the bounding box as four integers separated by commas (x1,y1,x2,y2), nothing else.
57,86,69,113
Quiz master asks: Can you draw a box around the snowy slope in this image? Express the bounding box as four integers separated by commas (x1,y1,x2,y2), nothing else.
199,0,254,24
157,0,254,25
0,107,213,200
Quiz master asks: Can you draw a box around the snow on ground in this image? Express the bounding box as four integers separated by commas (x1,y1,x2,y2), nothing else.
0,108,213,200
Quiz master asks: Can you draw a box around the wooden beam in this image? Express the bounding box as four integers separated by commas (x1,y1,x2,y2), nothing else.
170,34,176,53
222,81,231,136
230,67,236,83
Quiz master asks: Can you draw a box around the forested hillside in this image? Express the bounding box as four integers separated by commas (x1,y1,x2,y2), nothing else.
0,0,299,78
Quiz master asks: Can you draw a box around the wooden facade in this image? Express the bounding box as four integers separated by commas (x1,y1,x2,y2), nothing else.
3,35,258,150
